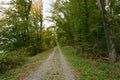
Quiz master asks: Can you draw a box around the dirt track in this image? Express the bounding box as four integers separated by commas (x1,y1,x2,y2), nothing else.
25,47,75,80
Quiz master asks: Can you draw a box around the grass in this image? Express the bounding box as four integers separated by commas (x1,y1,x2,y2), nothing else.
62,47,120,80
0,48,53,80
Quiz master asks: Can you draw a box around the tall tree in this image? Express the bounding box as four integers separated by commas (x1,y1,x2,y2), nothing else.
28,0,44,55
0,0,32,50
97,0,117,63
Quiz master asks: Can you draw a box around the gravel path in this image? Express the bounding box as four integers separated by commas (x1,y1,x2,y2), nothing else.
25,47,75,80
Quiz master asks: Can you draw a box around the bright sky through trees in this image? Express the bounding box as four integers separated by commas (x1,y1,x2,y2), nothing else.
0,0,54,27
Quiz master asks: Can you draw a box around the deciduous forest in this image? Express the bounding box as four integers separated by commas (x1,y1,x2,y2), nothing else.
0,0,120,80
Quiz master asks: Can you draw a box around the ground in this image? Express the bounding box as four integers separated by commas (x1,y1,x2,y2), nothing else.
1,47,119,80
25,47,76,80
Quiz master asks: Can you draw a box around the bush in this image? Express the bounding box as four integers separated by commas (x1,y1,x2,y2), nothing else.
0,54,26,73
27,44,43,56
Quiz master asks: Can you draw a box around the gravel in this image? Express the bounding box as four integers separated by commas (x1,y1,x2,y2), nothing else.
25,47,76,80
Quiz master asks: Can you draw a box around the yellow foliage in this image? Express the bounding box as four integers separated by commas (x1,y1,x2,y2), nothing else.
30,0,43,15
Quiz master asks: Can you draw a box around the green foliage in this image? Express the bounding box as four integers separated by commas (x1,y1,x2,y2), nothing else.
0,0,32,51
50,0,120,63
0,70,18,80
27,44,43,56
62,48,120,80
0,48,53,80
0,54,26,73
0,0,55,55
50,0,107,53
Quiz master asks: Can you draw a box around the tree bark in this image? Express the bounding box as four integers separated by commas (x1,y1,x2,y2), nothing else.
97,0,117,63
109,28,116,63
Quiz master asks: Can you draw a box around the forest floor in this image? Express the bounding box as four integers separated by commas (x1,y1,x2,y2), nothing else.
62,47,120,80
1,47,119,80
25,47,76,80
0,48,53,80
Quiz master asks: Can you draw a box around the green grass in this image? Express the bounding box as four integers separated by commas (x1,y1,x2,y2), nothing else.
62,47,120,80
0,70,18,80
0,49,53,80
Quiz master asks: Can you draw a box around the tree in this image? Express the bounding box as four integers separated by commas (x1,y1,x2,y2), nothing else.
28,0,44,55
0,0,32,51
50,0,102,54
97,0,117,63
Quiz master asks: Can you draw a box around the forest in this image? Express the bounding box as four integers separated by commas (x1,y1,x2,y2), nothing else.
0,0,120,80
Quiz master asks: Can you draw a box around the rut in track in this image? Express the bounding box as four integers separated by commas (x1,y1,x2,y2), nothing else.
25,47,76,80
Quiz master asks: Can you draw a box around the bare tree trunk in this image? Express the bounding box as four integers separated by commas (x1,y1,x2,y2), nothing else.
109,29,116,63
97,0,117,63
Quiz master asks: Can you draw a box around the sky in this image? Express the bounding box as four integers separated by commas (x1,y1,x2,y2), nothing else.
43,0,55,27
0,0,11,18
0,0,54,27
0,0,10,2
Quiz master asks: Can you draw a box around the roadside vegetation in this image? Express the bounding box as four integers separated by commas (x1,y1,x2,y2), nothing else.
51,0,120,64
0,48,52,80
62,47,120,80
0,0,55,79
0,0,120,79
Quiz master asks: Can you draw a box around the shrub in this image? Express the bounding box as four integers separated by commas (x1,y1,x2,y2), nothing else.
0,54,26,73
27,45,43,56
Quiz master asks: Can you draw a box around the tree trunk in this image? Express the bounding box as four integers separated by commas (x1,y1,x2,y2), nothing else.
109,28,116,63
97,0,117,63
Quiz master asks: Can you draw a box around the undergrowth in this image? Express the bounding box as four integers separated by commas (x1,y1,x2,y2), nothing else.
0,48,52,80
62,47,120,80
